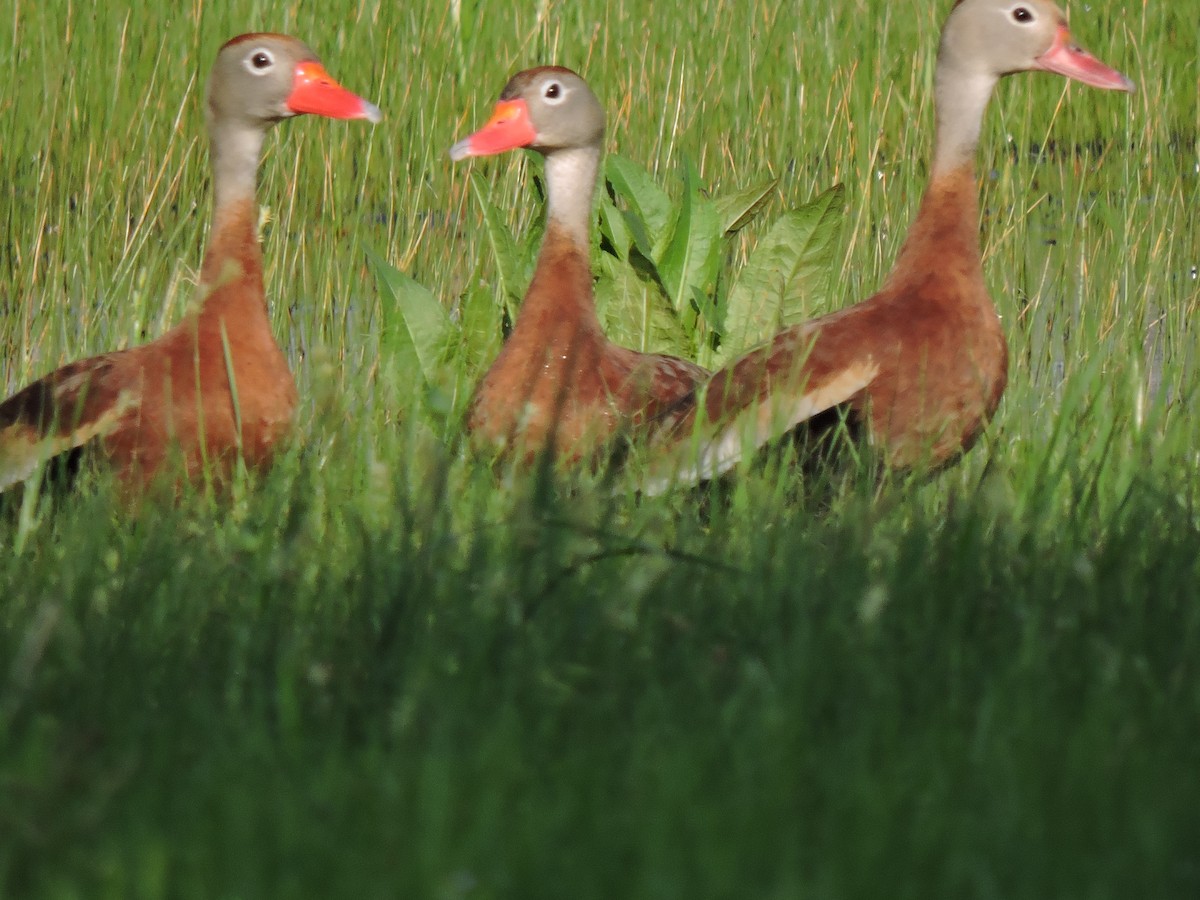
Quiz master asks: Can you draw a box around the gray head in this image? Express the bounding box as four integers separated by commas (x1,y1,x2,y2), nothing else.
450,66,605,160
206,33,382,130
939,0,1133,90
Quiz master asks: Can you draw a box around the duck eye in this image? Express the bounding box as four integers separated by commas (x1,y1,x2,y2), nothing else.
244,49,275,74
1011,6,1034,23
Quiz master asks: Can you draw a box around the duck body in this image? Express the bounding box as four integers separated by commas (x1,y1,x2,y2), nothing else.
696,163,1006,470
466,219,708,462
644,0,1132,490
0,196,293,486
0,33,380,493
452,67,708,464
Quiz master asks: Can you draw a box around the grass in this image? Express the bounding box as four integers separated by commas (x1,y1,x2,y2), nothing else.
2,0,1199,896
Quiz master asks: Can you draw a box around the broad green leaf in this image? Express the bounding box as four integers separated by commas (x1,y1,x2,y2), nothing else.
599,193,634,262
470,170,527,320
594,254,691,360
618,207,655,265
365,245,452,384
715,178,778,234
656,160,721,318
604,153,673,259
715,183,845,367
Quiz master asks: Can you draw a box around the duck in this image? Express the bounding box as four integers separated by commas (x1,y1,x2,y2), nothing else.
641,0,1133,493
0,33,381,493
450,67,709,465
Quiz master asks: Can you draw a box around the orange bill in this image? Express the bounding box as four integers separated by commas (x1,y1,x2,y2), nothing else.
1034,25,1134,92
286,61,383,122
449,99,537,161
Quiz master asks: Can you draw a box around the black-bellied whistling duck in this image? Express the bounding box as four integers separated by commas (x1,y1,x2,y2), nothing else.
0,34,381,493
450,67,709,464
642,0,1133,493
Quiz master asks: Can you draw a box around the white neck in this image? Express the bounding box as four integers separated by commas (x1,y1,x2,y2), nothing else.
931,58,998,177
543,145,601,247
209,117,267,211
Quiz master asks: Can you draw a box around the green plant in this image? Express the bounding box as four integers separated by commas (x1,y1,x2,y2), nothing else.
368,150,847,416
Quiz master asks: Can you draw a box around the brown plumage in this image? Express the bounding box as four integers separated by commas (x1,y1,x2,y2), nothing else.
641,0,1133,493
450,67,709,464
0,33,381,493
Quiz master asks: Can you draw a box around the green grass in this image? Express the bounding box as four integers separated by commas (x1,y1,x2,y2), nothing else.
2,0,1199,896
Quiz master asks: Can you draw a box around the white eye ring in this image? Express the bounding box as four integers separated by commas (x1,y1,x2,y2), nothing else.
243,47,276,75
542,81,567,105
1008,4,1036,25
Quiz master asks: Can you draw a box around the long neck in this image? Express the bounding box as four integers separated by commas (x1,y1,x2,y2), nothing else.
883,49,996,292
512,145,603,334
194,118,268,322
209,116,266,212
543,145,600,248
930,57,997,179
